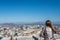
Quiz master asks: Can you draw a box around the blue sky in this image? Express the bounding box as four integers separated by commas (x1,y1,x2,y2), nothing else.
0,0,60,23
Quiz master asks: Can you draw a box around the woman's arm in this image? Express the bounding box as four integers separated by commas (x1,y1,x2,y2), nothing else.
40,27,45,37
40,30,44,37
52,27,60,34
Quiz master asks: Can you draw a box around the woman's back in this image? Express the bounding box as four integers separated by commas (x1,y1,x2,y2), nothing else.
46,27,52,39
42,26,53,40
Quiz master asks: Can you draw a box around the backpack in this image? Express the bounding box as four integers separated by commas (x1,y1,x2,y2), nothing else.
40,27,48,38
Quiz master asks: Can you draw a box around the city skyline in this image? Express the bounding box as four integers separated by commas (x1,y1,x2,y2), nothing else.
0,0,60,23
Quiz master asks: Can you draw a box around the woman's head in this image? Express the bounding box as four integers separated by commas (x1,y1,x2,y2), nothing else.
45,20,55,32
45,20,52,27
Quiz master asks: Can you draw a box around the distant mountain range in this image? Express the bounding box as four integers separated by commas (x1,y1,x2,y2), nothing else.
0,22,43,26
0,22,60,27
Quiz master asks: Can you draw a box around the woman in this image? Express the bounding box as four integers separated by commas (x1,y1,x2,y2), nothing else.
41,20,60,40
